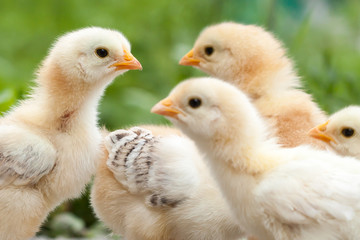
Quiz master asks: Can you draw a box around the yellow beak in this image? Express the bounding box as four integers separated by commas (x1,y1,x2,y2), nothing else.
179,49,200,66
151,98,182,119
109,49,142,70
308,120,336,143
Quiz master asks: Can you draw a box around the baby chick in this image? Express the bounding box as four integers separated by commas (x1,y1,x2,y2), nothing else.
0,27,141,240
91,125,245,240
152,77,360,240
180,22,327,148
309,106,360,159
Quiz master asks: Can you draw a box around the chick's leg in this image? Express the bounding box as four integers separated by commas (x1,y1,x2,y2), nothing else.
105,127,200,208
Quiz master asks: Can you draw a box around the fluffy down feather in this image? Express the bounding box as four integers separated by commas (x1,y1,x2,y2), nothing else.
91,125,245,240
152,77,360,240
179,22,327,148
0,27,141,240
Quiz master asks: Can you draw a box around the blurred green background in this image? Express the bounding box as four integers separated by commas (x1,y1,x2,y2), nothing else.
1,0,359,238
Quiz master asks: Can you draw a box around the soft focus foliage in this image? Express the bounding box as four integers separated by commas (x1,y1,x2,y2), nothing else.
1,0,359,238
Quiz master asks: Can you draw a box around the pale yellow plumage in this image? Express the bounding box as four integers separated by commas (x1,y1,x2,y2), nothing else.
0,27,141,240
180,22,327,148
91,125,245,240
152,77,360,240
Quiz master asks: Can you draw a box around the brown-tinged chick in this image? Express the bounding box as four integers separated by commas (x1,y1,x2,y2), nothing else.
91,124,245,240
180,22,327,148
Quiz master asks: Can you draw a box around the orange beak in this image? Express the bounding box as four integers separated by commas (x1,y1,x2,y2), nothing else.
151,98,183,119
308,120,336,143
109,48,142,70
179,49,200,66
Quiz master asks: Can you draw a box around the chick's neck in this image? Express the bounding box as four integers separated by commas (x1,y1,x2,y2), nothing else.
234,56,299,100
27,61,109,131
207,107,281,176
200,113,281,238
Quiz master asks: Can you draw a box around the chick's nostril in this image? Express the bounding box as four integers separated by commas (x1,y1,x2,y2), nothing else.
124,55,132,61
318,120,330,132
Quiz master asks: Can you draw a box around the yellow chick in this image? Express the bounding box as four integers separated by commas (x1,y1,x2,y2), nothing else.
0,27,141,240
179,22,327,148
309,106,360,159
152,77,360,240
91,125,245,240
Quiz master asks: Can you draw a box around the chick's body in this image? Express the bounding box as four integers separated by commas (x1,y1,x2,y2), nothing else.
91,125,244,240
0,27,141,240
152,77,360,240
180,22,327,148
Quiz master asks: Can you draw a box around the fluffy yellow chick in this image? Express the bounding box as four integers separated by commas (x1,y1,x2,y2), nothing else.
179,22,327,148
91,125,245,240
0,27,141,240
309,106,360,159
152,77,360,240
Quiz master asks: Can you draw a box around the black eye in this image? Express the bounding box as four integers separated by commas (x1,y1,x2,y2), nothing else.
95,48,109,58
204,46,214,56
341,128,355,138
188,98,202,108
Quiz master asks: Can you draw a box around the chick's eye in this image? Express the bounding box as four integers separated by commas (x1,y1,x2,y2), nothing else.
204,46,214,56
341,128,355,138
95,48,109,58
188,98,202,108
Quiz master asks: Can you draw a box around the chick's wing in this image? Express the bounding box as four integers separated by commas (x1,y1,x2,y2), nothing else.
0,125,56,186
256,150,360,225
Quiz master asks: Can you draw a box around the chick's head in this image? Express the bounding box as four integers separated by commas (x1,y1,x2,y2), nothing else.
41,27,142,84
151,77,266,146
180,22,288,86
309,106,360,158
